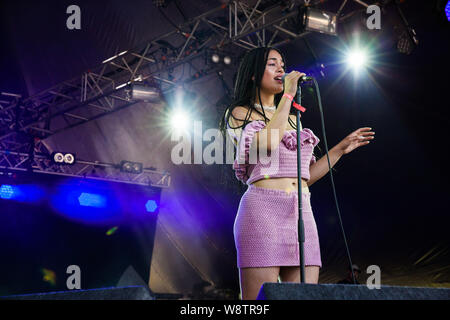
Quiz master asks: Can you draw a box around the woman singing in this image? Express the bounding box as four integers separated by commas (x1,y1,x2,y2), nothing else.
219,47,374,300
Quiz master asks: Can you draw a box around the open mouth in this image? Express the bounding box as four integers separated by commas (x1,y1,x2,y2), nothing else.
274,76,282,83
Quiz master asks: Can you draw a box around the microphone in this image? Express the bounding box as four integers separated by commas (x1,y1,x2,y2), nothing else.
281,73,312,113
281,73,313,83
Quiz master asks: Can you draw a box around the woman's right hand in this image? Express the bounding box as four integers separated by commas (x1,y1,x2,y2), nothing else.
283,70,306,96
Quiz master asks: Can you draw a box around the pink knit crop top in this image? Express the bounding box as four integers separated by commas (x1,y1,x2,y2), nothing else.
227,120,320,185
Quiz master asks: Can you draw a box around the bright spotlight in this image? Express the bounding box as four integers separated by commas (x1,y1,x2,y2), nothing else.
346,49,368,71
170,109,190,132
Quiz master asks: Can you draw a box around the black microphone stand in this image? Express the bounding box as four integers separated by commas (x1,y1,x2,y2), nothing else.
295,84,306,284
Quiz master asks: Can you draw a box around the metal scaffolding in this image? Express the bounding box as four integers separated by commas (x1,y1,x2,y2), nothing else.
0,149,171,188
0,0,371,186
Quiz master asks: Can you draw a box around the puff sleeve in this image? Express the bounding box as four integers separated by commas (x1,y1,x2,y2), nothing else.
303,129,320,165
281,128,320,165
232,120,267,183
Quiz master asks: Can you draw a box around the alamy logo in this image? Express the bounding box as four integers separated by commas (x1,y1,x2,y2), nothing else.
366,265,381,289
170,121,281,175
66,265,81,289
66,5,81,30
366,5,381,30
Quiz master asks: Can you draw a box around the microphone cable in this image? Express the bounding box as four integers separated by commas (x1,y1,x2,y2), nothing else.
311,77,357,284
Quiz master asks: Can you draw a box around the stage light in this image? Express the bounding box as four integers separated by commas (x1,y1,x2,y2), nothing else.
120,160,143,174
445,1,450,21
170,109,190,132
53,152,64,163
301,7,338,36
52,152,76,165
50,181,121,225
130,83,160,102
346,49,368,71
145,200,158,213
211,53,220,63
0,184,15,199
64,153,75,165
166,85,195,134
223,56,232,65
207,50,234,67
78,192,107,208
0,184,44,202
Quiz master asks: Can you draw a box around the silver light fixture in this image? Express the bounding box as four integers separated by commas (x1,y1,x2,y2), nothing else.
303,7,338,36
120,160,143,174
64,153,75,165
51,152,76,165
130,83,160,102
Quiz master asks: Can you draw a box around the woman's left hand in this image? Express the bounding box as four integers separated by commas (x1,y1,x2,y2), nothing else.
336,127,375,155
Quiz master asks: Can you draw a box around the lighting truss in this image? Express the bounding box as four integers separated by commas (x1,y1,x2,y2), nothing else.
0,148,171,188
0,0,371,185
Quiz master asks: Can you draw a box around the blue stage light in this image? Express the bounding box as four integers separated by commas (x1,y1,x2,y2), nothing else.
0,185,15,199
145,200,158,213
446,1,450,21
49,178,160,224
50,180,120,225
0,184,44,202
78,192,107,208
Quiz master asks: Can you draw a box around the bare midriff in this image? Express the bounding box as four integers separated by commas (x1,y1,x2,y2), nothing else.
251,177,309,193
241,112,309,193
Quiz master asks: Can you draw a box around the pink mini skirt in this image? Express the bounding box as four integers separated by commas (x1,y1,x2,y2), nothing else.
234,184,322,268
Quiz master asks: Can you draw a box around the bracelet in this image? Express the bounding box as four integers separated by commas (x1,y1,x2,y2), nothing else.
283,93,306,113
282,93,294,102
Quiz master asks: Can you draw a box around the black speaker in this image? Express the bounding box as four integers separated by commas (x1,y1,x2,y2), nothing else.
257,283,450,300
0,266,183,300
1,286,154,300
116,265,183,300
